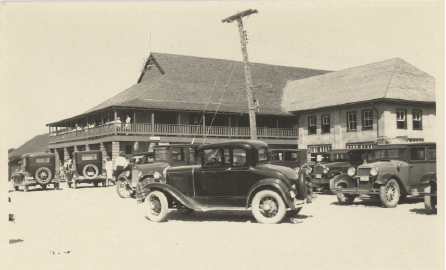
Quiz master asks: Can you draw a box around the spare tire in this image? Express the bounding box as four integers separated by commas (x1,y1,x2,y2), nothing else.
35,167,52,185
83,164,99,178
296,169,310,202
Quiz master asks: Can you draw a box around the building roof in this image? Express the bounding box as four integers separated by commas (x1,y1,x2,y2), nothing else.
48,53,330,125
8,133,49,160
282,58,436,112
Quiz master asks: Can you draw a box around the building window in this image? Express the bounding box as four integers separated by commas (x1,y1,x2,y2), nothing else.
347,112,357,131
308,116,316,135
346,142,374,149
396,109,407,129
362,110,373,130
413,110,422,130
308,144,332,153
321,115,330,133
125,145,132,155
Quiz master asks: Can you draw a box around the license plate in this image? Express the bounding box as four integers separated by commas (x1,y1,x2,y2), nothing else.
360,176,369,181
315,174,321,179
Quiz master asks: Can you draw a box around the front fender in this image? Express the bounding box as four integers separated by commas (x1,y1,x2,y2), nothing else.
332,173,356,188
245,178,294,210
420,173,436,184
328,170,342,179
375,173,401,185
140,183,203,210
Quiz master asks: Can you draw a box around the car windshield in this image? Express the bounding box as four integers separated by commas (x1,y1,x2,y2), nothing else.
329,153,349,162
350,151,372,163
372,148,407,161
154,148,169,161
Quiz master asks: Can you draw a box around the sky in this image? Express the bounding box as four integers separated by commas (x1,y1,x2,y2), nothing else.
1,1,444,150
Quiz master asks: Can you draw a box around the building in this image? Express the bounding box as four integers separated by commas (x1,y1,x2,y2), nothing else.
282,58,436,152
46,53,330,167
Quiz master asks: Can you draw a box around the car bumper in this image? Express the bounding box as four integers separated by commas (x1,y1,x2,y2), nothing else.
332,187,380,195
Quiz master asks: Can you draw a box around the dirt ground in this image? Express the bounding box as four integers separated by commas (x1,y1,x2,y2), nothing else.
4,182,443,270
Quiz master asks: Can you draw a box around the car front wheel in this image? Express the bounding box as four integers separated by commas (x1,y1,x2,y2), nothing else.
424,182,437,215
144,191,168,222
251,190,286,224
116,179,131,198
379,179,400,208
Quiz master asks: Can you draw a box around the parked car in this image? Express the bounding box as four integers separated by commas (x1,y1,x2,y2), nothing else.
116,145,199,198
312,148,373,193
137,140,313,224
269,149,308,169
332,142,436,210
11,152,60,192
68,150,107,188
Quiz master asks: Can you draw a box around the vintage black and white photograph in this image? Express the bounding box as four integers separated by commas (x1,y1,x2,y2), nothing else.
1,1,444,269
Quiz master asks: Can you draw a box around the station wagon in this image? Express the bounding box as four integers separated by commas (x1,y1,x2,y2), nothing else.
137,140,313,224
332,142,436,211
11,152,60,192
69,150,107,188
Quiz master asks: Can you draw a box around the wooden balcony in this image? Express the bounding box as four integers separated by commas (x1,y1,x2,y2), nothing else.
48,123,298,144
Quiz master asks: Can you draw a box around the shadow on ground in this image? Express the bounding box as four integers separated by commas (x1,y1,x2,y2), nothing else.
330,196,423,208
145,210,313,224
9,239,24,244
409,208,436,215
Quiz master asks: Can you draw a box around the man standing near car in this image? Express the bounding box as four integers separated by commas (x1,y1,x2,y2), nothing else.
114,151,128,181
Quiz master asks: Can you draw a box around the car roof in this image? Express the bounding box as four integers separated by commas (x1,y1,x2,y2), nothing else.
326,148,373,154
269,149,302,152
21,152,54,158
198,140,268,150
133,152,154,156
372,142,436,150
152,144,200,149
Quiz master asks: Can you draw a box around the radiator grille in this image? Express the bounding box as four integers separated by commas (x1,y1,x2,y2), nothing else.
314,165,324,175
357,168,371,176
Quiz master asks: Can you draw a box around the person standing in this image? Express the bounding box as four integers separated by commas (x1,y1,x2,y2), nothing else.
114,151,128,180
104,156,114,185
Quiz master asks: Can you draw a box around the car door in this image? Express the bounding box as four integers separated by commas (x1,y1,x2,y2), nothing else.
193,148,233,207
282,150,299,169
408,146,428,186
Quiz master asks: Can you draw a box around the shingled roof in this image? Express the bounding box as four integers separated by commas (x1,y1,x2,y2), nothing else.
8,133,49,160
282,58,436,112
76,53,330,118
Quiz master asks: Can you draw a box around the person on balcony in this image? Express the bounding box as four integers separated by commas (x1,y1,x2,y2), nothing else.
116,117,122,131
125,114,131,134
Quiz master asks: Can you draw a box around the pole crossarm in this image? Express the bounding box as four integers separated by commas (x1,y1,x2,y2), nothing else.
222,9,258,23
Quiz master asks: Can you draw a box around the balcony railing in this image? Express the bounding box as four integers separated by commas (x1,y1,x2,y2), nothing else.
49,123,298,143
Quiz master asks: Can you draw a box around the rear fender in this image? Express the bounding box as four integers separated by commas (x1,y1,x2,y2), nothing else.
245,178,294,210
142,183,202,210
420,173,436,184
332,173,355,188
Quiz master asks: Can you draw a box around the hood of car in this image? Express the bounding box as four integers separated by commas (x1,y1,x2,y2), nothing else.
358,160,405,173
133,162,170,173
257,164,298,180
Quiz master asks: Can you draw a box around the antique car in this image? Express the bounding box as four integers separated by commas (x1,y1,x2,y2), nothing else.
116,145,199,198
137,140,313,224
312,148,373,193
332,142,436,210
269,149,308,169
11,152,60,192
68,150,107,188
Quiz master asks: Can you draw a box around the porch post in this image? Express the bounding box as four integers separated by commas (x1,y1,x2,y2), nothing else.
112,141,120,168
235,115,239,136
229,116,231,138
151,111,155,136
202,114,206,137
114,108,117,135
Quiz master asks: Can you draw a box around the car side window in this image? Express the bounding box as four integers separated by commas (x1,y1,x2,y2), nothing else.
203,148,230,167
233,148,247,166
171,147,186,162
410,147,426,161
427,148,436,161
284,151,298,161
270,151,283,161
189,147,197,163
36,157,50,163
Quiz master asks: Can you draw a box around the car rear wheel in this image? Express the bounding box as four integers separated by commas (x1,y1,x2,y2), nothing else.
251,190,286,224
144,191,168,222
335,182,355,205
379,179,400,208
424,182,437,215
35,167,52,185
83,164,99,178
116,179,131,198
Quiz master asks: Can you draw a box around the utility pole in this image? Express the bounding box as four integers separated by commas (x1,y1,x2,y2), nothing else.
222,9,258,140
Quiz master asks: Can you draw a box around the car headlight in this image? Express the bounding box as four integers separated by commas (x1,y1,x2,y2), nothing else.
125,171,130,177
370,167,379,176
291,184,296,190
153,172,161,179
294,167,300,175
347,167,356,176
323,166,329,174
